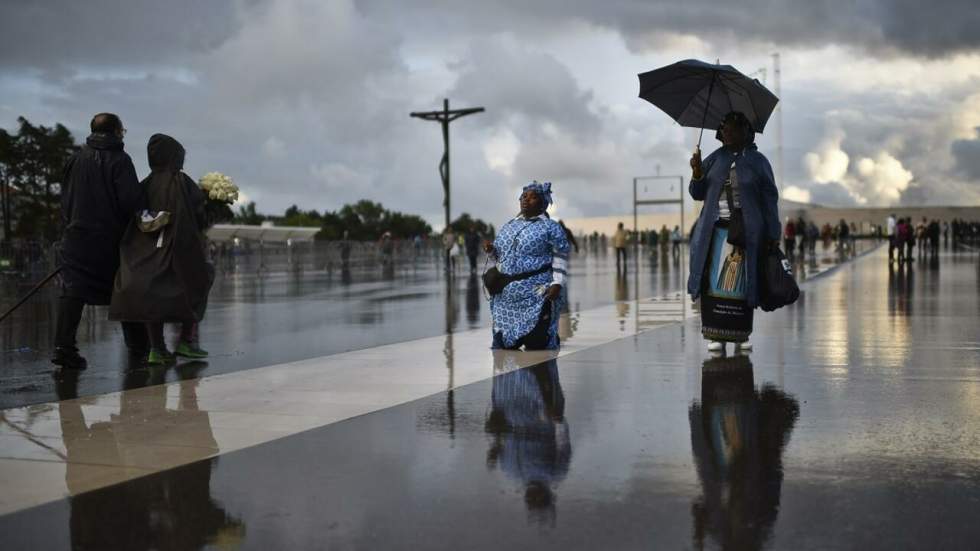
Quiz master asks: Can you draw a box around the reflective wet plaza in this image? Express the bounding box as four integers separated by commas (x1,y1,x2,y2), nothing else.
2,242,979,549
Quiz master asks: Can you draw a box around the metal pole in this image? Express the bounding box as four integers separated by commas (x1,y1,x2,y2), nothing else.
679,175,685,307
443,98,451,269
633,177,638,270
772,52,783,194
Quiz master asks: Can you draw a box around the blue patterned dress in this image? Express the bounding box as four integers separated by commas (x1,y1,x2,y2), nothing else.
490,215,571,349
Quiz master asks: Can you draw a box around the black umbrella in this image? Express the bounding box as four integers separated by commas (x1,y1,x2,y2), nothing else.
638,59,779,149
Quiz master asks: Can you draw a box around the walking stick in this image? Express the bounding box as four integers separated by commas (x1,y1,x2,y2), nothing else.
0,266,61,324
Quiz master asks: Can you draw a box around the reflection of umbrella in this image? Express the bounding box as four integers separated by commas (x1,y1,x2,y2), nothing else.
638,59,779,148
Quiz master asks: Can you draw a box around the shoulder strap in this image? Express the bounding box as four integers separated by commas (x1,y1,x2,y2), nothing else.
724,160,738,213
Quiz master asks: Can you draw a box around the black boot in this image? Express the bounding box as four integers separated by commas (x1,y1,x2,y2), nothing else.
52,346,88,369
53,297,86,369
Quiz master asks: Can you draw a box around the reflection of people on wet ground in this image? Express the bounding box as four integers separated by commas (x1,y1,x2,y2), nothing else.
615,271,630,326
465,226,482,273
110,134,213,366
57,362,244,550
339,230,352,269
486,355,570,525
888,260,914,315
486,181,570,351
53,113,148,369
688,111,781,355
689,356,799,550
613,222,628,272
465,273,481,326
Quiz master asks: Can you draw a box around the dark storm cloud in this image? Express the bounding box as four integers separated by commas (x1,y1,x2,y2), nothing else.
951,130,980,179
358,0,980,57
449,37,601,139
0,0,248,72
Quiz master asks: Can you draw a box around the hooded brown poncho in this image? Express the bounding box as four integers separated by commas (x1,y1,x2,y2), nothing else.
109,134,212,322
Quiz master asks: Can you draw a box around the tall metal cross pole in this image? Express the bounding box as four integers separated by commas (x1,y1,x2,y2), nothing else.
411,98,485,267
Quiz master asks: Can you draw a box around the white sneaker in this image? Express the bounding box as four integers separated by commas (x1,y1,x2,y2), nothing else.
734,341,753,353
707,341,725,354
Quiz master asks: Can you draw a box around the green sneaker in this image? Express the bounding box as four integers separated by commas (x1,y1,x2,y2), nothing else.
147,349,176,366
175,341,209,359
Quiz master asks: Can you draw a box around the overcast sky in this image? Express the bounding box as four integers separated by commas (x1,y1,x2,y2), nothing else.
2,0,979,227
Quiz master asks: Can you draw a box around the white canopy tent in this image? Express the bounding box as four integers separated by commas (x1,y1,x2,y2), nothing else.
206,223,320,243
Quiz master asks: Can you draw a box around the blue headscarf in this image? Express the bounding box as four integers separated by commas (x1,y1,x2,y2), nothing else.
521,181,553,207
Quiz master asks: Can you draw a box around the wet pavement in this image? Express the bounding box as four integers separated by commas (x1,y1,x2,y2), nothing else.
0,243,872,409
0,249,681,408
5,241,974,549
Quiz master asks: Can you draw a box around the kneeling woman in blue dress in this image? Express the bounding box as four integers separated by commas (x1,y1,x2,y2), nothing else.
484,182,571,350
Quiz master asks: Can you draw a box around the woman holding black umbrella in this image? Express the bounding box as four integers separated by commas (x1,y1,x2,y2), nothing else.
688,112,781,354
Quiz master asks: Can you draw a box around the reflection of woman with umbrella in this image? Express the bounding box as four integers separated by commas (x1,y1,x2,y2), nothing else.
688,356,799,550
486,354,571,525
639,60,782,354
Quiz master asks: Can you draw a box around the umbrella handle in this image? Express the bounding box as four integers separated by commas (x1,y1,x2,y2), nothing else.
697,72,718,149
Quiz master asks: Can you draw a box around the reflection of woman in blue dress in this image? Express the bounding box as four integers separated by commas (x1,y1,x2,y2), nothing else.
486,355,571,523
485,182,571,350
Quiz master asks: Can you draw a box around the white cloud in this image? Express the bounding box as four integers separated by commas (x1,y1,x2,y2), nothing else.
803,130,850,184
852,152,914,205
782,185,812,204
482,128,520,176
233,189,251,208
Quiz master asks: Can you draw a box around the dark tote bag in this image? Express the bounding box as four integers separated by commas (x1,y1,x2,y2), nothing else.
759,244,800,312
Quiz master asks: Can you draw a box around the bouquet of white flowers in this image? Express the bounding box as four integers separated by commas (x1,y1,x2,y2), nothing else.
199,172,239,204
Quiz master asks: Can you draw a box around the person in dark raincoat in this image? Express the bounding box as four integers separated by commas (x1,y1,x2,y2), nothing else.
464,225,481,273
688,111,781,355
109,134,212,365
53,113,147,369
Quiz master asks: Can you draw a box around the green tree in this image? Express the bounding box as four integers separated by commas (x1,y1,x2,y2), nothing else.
449,212,495,238
0,117,79,241
277,204,322,227
233,201,265,225
315,200,432,240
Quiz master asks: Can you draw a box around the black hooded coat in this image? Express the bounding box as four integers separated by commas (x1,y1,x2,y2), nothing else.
109,134,211,322
60,133,143,304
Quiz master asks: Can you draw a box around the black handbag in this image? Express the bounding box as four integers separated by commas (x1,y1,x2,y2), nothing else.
482,266,509,295
724,161,747,248
759,243,800,312
483,264,552,296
